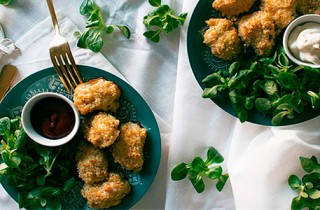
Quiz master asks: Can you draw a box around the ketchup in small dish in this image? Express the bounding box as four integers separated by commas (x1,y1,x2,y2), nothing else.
30,97,75,139
22,92,80,147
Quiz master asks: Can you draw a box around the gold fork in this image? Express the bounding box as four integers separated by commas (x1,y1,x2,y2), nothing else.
46,0,83,92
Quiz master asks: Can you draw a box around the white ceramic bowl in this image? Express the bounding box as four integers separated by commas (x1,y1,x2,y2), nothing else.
21,92,80,147
283,14,320,68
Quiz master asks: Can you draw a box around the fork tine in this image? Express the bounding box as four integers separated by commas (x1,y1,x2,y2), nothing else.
66,50,83,84
62,53,78,88
50,54,71,93
55,54,74,91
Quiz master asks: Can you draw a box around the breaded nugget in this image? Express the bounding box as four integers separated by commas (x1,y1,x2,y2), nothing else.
112,122,147,172
81,173,131,209
83,112,120,148
203,18,242,61
73,78,121,115
261,0,297,34
262,0,296,7
75,141,108,184
296,0,320,15
212,0,256,17
238,11,276,56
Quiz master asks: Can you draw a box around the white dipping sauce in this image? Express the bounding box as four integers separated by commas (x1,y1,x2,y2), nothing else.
288,22,320,65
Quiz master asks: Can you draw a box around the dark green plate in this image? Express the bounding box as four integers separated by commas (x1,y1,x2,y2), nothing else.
187,0,319,126
0,65,161,209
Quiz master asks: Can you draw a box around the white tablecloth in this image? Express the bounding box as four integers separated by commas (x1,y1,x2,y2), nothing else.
166,1,320,209
1,0,319,209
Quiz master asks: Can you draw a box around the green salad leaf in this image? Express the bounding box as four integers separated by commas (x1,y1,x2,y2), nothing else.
0,116,78,210
288,156,320,210
202,46,320,125
0,0,14,5
143,0,187,43
76,0,131,52
171,146,228,193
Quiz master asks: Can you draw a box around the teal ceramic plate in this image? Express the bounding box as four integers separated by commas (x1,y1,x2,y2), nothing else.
0,65,161,209
187,0,319,126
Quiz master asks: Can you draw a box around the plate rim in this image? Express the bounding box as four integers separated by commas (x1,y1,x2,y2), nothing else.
0,65,162,209
186,0,320,126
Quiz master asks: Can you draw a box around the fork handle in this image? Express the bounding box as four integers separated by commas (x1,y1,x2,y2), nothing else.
46,0,60,36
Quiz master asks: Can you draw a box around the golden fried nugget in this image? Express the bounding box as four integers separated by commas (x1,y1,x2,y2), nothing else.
262,0,296,7
296,0,320,15
73,78,121,115
83,112,120,148
203,18,242,61
261,0,297,34
212,0,256,17
81,173,131,209
75,141,108,184
238,11,276,56
112,122,147,172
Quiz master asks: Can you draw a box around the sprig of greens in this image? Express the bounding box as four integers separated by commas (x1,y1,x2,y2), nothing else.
0,116,78,209
202,46,320,125
0,0,13,5
288,156,320,210
171,146,228,193
76,0,131,52
143,0,187,43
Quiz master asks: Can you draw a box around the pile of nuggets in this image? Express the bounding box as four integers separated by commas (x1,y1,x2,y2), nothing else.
72,78,147,209
203,0,320,61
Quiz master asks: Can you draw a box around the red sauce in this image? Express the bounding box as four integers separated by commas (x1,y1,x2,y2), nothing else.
31,97,75,139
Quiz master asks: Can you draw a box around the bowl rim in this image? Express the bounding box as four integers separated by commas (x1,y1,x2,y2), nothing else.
283,14,320,68
21,92,80,147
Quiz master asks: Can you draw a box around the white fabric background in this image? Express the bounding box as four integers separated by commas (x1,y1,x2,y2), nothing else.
165,1,320,210
1,0,320,210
